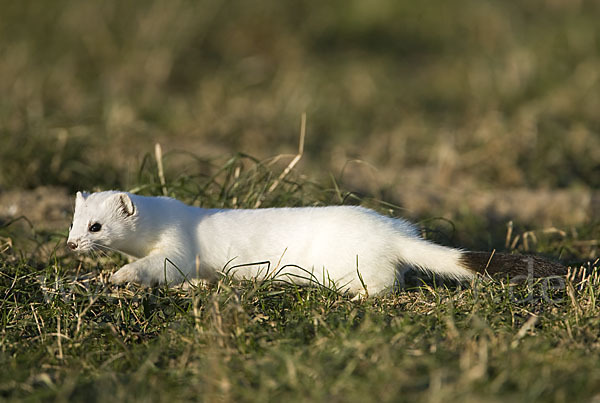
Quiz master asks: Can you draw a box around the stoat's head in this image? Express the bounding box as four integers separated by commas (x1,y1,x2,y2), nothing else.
67,191,137,254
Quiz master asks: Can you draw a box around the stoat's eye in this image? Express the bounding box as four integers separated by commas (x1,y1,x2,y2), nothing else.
89,223,102,232
69,223,73,231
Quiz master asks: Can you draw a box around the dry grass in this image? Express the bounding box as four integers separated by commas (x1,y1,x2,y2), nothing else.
1,0,599,194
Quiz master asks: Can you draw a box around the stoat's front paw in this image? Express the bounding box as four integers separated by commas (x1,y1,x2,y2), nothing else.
110,264,143,285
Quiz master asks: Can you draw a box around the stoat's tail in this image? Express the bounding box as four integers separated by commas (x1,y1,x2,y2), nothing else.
459,251,567,278
396,237,566,280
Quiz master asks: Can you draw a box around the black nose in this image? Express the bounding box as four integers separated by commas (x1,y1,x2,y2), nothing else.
67,241,77,250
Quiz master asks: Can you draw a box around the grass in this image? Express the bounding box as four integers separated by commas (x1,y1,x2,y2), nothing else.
2,239,600,402
1,0,599,401
1,155,600,402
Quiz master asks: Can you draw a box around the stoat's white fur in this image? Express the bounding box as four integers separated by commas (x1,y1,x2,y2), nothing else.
67,191,474,295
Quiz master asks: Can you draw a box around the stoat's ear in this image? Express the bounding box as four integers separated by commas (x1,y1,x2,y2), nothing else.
117,193,135,217
76,191,88,203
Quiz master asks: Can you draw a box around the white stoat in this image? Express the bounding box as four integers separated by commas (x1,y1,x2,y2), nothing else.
66,191,565,295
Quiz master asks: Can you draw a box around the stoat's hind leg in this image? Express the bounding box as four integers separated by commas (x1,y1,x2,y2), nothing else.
350,289,368,302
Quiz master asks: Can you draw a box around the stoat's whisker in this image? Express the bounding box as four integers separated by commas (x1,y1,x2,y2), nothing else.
92,243,123,255
90,245,110,259
89,248,99,261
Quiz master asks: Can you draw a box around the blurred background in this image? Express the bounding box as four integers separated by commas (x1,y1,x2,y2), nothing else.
0,0,598,239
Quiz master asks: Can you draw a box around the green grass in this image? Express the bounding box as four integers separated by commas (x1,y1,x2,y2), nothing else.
2,240,600,402
1,155,599,402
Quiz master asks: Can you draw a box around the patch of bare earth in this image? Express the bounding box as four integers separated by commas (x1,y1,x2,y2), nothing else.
338,164,598,228
0,186,73,231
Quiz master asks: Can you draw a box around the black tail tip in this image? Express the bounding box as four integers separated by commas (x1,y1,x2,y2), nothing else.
461,251,567,279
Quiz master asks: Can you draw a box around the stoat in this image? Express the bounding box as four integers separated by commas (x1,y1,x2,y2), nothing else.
66,191,566,295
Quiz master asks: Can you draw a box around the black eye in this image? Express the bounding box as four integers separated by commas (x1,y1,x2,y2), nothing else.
69,223,73,231
89,223,102,232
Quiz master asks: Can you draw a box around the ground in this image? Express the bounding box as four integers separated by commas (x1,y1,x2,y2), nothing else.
0,1,599,401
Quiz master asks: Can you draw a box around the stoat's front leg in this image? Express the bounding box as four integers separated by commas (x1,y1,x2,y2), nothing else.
110,253,188,286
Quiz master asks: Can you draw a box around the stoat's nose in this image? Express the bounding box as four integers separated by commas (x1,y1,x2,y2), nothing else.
67,241,78,250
